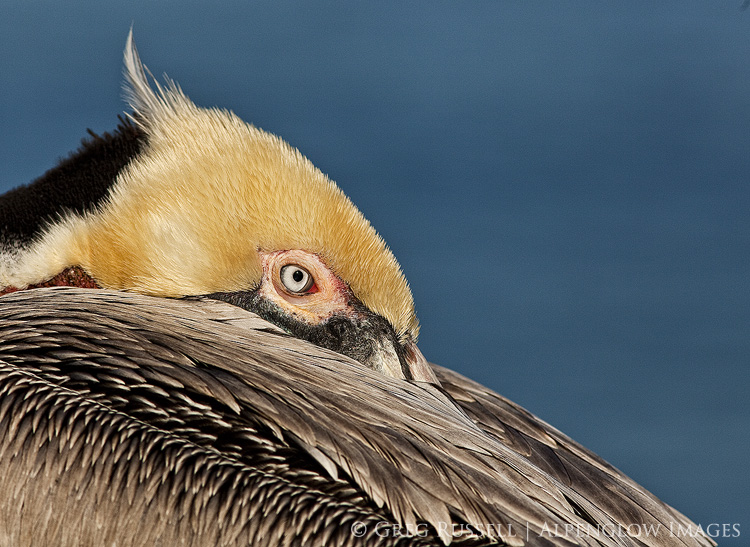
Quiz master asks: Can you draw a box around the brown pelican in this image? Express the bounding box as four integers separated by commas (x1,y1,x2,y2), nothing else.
0,33,713,547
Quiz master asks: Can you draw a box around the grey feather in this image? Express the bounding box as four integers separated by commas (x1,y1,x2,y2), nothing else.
0,287,713,547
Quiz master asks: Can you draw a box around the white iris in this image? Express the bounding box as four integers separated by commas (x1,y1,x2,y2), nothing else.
280,265,314,294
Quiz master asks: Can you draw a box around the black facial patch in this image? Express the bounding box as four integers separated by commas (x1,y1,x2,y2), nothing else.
205,289,413,379
0,118,146,248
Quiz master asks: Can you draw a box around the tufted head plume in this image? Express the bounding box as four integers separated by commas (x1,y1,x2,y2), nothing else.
5,31,420,349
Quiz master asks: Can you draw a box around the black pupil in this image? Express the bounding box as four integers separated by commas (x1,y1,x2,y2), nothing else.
292,269,304,283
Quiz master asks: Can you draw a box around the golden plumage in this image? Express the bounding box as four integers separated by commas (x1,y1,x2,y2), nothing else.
3,31,418,343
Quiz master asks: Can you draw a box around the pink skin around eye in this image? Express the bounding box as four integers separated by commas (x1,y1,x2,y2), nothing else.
257,249,356,324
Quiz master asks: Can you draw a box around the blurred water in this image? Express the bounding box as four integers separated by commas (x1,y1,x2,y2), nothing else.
1,2,748,543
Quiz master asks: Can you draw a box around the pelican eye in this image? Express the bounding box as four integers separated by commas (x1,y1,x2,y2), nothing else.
279,265,314,294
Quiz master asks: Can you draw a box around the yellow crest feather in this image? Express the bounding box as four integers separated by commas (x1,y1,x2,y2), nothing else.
50,32,419,342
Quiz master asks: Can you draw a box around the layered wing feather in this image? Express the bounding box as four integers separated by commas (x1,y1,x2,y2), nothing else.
0,288,712,547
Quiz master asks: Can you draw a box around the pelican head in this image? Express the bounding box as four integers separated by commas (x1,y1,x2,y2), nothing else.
0,31,436,384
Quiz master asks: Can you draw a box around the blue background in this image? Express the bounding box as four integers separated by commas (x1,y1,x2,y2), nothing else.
2,2,747,543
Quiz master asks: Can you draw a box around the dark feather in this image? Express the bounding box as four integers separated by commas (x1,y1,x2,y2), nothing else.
0,119,145,249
